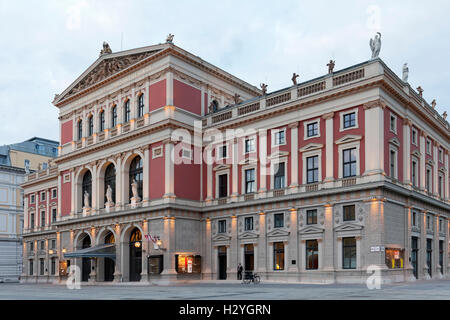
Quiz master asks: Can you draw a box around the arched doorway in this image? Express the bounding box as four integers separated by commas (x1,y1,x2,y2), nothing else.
129,228,142,281
81,235,91,282
104,232,115,282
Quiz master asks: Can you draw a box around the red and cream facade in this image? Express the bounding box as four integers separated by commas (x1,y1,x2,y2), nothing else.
21,42,449,284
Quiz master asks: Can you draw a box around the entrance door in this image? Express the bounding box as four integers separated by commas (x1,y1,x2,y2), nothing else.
218,246,227,280
81,235,91,282
129,228,142,282
244,244,254,271
104,258,115,282
411,237,418,279
426,239,432,277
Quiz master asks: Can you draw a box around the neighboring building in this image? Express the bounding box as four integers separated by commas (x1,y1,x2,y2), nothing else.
21,40,449,285
0,137,58,282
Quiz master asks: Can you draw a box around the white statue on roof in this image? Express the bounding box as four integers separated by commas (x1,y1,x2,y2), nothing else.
402,63,409,82
369,32,381,59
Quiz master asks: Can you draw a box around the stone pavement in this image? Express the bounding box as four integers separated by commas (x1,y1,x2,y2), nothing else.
0,279,449,300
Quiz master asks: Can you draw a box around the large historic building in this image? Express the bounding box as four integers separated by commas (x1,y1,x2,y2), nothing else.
21,39,449,284
0,137,58,282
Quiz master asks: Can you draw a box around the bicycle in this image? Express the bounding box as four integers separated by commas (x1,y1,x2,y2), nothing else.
242,271,261,284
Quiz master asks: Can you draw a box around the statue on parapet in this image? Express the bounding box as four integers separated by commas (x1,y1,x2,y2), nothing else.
402,63,409,82
291,73,299,85
327,60,335,74
100,42,112,56
260,83,268,95
166,34,174,43
369,32,381,59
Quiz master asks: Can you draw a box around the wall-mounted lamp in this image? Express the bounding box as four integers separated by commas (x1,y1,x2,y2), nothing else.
62,248,67,253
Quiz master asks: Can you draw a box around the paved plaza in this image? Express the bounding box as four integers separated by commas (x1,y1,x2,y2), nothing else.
0,280,449,300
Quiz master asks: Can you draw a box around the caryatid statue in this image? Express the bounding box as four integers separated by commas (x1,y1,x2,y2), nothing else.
131,178,139,200
369,32,382,59
83,190,90,208
106,184,114,205
402,63,409,82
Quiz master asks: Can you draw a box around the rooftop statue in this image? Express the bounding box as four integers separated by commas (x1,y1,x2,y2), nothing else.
443,111,447,120
327,60,335,74
402,63,409,82
291,73,299,85
417,86,424,97
260,83,268,95
369,32,381,59
100,42,112,56
234,93,241,104
431,99,436,109
166,34,174,43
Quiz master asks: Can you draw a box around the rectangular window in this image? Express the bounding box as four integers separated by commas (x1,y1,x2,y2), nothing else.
274,162,285,189
51,189,57,199
273,242,285,270
244,138,255,153
51,239,56,250
390,114,396,133
412,160,418,187
343,205,355,221
40,192,46,202
306,155,319,184
40,211,45,227
30,194,35,204
218,174,228,198
426,139,431,155
29,241,34,252
411,128,417,145
30,213,35,228
426,168,432,192
439,219,443,233
438,149,443,162
439,240,444,275
343,148,357,178
412,211,417,227
99,111,105,131
426,239,432,277
218,220,226,233
306,240,319,270
390,150,396,179
438,175,443,198
427,215,433,230
306,209,317,225
112,107,117,127
40,240,45,251
245,168,255,194
218,145,227,159
274,213,284,228
52,208,57,223
343,112,356,129
343,237,357,269
307,122,318,137
29,261,33,276
244,217,253,231
273,130,285,145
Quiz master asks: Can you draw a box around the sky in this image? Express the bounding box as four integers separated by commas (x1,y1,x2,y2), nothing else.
0,0,449,145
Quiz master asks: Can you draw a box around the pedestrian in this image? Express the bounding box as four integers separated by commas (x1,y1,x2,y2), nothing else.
237,263,243,280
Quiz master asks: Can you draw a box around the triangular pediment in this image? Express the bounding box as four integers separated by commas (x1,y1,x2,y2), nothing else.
426,159,435,166
411,149,421,158
299,143,323,152
334,223,363,232
389,137,401,147
267,228,290,237
335,134,362,145
299,225,325,234
54,45,166,104
212,234,232,241
213,164,231,171
268,150,289,159
239,157,258,165
238,231,259,240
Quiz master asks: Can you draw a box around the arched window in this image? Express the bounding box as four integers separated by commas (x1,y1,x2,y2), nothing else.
124,100,130,123
88,115,94,136
129,156,143,200
105,232,115,244
104,164,116,204
78,120,83,140
130,228,142,243
111,105,117,127
99,110,105,131
82,171,92,208
137,94,144,118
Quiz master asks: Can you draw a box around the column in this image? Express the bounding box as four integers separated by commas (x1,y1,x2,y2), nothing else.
24,197,28,230
166,72,174,106
257,212,267,275
258,129,268,196
323,204,334,271
433,215,439,277
403,119,411,186
419,133,426,191
404,206,414,278
140,220,149,282
288,208,298,272
289,123,299,190
323,112,334,183
70,170,75,215
113,224,122,282
142,147,150,204
363,102,385,177
161,217,177,278
163,140,175,200
420,211,428,279
57,174,62,219
229,215,238,279
231,138,238,200
203,218,212,279
91,164,97,212
366,198,387,268
116,156,122,207
206,147,213,201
